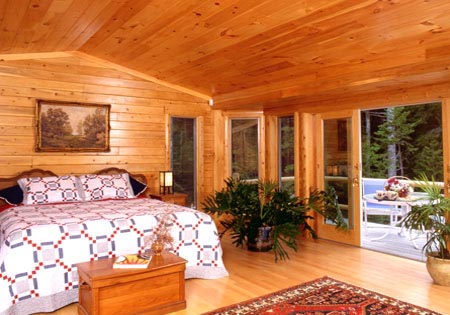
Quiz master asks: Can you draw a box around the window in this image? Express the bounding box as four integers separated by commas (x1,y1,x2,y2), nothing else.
170,117,196,207
278,116,294,193
231,118,259,180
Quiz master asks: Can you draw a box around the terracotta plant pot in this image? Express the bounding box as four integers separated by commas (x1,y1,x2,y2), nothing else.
426,253,450,286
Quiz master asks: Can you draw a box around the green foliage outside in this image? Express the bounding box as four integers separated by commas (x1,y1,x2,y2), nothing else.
361,102,443,225
279,116,295,194
361,102,443,181
171,117,195,206
231,119,259,180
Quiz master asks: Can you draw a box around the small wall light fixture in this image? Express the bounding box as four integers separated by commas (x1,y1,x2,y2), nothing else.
159,171,173,194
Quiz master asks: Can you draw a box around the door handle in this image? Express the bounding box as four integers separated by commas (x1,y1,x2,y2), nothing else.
352,163,360,187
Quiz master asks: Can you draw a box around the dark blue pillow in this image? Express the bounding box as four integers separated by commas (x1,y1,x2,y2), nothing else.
129,176,147,197
0,185,23,206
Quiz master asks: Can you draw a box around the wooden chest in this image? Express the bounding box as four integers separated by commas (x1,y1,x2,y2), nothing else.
76,252,187,315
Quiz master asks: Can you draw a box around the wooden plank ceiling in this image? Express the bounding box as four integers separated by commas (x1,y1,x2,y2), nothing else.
1,0,450,110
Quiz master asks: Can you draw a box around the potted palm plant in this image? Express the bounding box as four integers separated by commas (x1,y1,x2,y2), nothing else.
402,173,450,286
202,177,347,261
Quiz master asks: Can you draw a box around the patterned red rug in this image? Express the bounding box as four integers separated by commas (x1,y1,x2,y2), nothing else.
202,276,442,315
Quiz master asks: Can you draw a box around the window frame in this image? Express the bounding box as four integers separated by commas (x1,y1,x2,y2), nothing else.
229,117,260,181
223,111,265,182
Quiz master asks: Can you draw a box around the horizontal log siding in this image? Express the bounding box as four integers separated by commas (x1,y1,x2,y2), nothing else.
0,56,213,197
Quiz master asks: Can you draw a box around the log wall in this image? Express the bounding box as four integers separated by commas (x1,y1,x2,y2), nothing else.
0,55,213,201
2,54,450,206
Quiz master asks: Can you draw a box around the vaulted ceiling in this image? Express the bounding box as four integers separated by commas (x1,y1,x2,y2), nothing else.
1,0,450,110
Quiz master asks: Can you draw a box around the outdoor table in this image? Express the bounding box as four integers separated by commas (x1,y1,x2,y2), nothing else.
362,192,429,247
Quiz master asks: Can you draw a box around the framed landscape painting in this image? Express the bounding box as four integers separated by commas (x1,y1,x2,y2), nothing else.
36,100,110,152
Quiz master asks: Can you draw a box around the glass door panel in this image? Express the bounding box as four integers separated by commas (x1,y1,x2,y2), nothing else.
324,118,353,228
316,110,361,246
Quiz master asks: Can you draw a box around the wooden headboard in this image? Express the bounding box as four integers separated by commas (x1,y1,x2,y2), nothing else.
0,167,148,206
0,169,58,191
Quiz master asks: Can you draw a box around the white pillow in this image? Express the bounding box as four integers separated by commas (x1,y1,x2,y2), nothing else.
18,175,82,205
78,173,135,201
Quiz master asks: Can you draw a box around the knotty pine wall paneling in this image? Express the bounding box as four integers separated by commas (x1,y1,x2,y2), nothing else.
260,109,310,198
0,55,213,197
212,109,226,192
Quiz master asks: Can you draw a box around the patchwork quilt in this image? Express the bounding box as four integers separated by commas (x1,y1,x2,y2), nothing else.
0,198,228,315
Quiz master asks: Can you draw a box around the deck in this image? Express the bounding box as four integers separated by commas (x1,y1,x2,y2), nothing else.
361,222,428,262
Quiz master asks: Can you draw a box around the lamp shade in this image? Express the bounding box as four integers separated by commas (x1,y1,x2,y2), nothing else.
159,171,173,194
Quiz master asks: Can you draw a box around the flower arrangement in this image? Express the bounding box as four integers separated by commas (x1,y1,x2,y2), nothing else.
144,214,174,255
384,176,413,198
154,214,174,242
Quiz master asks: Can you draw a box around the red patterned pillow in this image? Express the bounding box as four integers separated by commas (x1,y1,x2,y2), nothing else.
18,175,82,205
78,173,135,201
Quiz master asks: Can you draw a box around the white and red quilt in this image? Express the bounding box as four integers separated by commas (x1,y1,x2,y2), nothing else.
0,198,228,315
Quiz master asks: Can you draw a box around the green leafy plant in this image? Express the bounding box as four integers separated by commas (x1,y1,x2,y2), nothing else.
202,177,347,261
402,173,450,259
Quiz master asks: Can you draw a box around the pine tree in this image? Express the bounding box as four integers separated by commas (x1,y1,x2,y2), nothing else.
362,103,442,181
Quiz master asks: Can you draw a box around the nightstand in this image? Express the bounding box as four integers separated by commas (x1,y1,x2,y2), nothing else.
149,193,187,207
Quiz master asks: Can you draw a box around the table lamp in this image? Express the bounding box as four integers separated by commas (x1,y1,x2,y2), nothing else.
159,171,173,194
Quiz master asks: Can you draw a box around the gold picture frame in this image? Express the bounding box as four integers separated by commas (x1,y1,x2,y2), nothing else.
36,100,110,152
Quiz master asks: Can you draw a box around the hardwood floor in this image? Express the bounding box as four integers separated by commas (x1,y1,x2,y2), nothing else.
39,235,450,315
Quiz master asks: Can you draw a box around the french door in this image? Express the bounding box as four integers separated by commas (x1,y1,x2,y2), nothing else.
315,110,362,246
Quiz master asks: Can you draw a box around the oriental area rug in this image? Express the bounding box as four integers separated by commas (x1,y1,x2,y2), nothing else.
202,276,442,315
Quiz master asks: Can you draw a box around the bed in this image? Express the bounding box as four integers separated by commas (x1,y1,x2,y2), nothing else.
0,168,228,315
